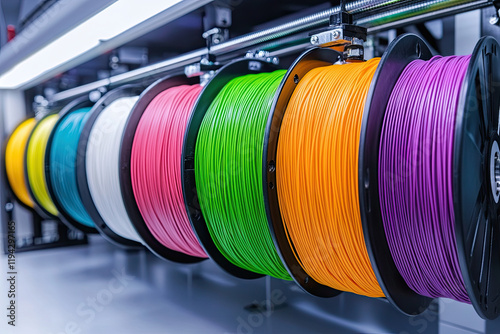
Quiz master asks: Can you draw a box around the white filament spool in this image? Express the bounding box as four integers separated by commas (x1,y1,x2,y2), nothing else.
86,96,142,242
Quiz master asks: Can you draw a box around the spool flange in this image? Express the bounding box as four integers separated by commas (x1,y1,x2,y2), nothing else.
263,47,343,297
359,33,434,315
453,36,500,320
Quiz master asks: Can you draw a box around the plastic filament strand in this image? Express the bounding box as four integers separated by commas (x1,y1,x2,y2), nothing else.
131,84,207,258
50,108,94,226
26,114,60,216
276,59,384,297
378,55,471,303
195,70,291,279
86,96,142,242
5,118,36,208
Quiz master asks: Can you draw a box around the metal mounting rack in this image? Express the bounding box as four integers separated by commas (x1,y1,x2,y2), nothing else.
48,0,493,103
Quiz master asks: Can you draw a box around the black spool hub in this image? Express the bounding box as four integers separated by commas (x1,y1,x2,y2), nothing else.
77,86,144,249
3,118,39,213
263,47,342,297
454,36,500,320
359,34,434,315
120,75,206,263
24,111,62,221
45,96,98,234
182,58,280,279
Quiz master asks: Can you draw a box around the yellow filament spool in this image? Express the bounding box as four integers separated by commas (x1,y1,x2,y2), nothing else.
26,114,59,216
5,118,36,208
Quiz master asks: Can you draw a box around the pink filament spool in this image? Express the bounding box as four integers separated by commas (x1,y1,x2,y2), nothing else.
131,84,207,258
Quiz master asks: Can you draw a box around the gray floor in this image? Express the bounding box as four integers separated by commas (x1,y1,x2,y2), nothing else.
1,235,499,334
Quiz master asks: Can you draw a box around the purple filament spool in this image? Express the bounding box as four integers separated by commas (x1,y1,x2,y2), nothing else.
378,55,471,303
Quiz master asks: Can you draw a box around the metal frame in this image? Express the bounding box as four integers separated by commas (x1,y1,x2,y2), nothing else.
49,0,493,103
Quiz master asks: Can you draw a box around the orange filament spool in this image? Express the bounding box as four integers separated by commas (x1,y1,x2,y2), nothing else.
276,58,384,297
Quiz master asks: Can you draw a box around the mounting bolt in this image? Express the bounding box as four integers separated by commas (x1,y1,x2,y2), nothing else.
332,30,340,39
89,90,102,102
5,203,14,212
490,8,500,25
310,35,319,45
490,15,499,25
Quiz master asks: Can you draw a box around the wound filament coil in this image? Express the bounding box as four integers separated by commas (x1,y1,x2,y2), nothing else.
26,114,59,216
50,108,94,227
131,84,207,258
5,118,36,208
86,96,142,242
378,55,471,303
276,59,384,297
195,70,291,279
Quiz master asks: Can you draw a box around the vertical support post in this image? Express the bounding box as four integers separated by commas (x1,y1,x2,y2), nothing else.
57,222,68,242
265,275,272,315
32,211,42,238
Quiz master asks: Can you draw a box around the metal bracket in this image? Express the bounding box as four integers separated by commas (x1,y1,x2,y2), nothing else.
490,0,500,25
494,0,500,11
184,55,220,86
189,3,233,85
32,95,49,118
244,50,279,65
203,4,231,50
310,9,367,61
202,27,228,47
88,87,108,103
185,50,278,86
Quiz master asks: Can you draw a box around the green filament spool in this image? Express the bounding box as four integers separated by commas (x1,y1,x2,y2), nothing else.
195,70,291,280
